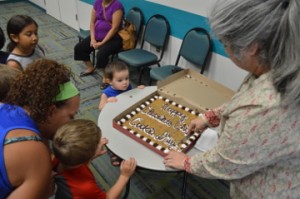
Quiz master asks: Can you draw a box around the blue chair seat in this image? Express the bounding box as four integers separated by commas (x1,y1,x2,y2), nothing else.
150,65,179,81
118,49,158,67
78,30,90,40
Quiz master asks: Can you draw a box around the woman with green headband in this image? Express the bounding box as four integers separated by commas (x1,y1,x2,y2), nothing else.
0,59,80,198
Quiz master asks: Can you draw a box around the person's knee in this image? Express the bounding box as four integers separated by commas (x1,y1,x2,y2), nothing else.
96,49,110,60
74,43,81,54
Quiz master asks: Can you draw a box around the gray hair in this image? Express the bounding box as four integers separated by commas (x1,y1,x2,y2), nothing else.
209,0,300,107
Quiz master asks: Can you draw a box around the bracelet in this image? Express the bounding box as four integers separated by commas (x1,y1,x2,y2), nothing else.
204,110,220,127
184,156,191,173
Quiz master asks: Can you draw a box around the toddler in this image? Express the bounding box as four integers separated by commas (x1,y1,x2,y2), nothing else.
6,15,44,70
0,64,20,101
98,61,144,166
52,119,136,199
98,61,144,111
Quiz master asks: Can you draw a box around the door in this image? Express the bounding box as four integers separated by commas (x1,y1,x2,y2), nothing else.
29,0,46,9
58,0,79,31
45,0,61,21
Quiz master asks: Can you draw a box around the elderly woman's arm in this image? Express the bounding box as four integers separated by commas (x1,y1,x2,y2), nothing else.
187,103,228,134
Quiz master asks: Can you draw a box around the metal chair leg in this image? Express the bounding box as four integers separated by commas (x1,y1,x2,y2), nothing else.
92,50,96,66
148,78,152,85
138,67,145,85
182,171,188,199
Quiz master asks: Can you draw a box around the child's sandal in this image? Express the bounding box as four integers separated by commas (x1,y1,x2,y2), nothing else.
110,156,122,167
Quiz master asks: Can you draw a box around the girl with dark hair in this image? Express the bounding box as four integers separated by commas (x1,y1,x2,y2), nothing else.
6,15,44,70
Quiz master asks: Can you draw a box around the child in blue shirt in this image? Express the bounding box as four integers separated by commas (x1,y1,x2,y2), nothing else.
98,61,144,111
98,61,143,165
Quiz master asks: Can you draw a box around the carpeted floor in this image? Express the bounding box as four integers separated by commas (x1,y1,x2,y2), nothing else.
0,1,230,198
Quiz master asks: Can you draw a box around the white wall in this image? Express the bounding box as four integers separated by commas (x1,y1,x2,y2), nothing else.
147,0,218,16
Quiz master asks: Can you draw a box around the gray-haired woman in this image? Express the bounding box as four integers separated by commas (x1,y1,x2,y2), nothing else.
164,0,300,198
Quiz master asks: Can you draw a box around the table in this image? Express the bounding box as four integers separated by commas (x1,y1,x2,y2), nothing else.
98,86,201,198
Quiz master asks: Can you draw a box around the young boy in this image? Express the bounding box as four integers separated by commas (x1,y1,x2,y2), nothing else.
52,119,136,199
98,61,144,111
0,64,20,101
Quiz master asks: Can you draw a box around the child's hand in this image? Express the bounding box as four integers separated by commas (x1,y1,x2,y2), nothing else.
107,97,118,103
120,157,136,177
137,85,145,89
94,137,109,158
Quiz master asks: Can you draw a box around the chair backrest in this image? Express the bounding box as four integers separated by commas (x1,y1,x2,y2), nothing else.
126,7,143,43
176,27,212,74
141,14,170,61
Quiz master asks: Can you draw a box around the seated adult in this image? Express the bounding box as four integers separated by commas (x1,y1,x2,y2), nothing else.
164,0,300,198
74,0,124,79
0,59,80,198
0,27,9,64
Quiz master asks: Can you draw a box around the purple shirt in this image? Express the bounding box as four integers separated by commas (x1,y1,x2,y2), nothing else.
93,0,124,41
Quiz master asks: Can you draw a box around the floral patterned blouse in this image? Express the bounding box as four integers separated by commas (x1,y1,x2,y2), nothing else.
190,72,300,198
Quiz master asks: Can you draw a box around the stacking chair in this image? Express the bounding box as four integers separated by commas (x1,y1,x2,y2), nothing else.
117,14,170,84
150,27,211,83
78,30,96,65
125,7,144,48
111,7,144,61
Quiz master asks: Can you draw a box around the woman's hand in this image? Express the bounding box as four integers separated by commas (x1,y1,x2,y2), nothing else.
163,151,187,170
93,137,108,158
187,117,208,134
90,39,97,48
92,41,103,49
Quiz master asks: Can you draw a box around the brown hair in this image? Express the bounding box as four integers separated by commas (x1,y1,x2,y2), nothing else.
104,61,129,81
0,64,20,101
52,119,101,167
4,58,73,123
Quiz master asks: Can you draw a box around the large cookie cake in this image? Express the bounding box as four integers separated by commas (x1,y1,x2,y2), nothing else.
113,94,202,156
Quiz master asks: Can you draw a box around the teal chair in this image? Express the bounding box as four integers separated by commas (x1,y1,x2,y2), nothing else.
78,30,96,65
111,7,144,61
117,14,170,84
150,27,211,84
125,7,144,48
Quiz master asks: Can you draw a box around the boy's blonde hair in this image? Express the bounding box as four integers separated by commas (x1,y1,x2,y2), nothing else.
104,61,129,81
52,119,101,167
0,64,20,101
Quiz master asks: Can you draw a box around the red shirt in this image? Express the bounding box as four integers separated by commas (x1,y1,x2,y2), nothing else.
53,158,106,199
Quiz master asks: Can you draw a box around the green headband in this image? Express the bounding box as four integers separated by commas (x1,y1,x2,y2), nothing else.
55,81,79,101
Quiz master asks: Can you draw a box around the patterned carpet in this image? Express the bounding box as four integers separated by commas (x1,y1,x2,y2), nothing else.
0,1,229,198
